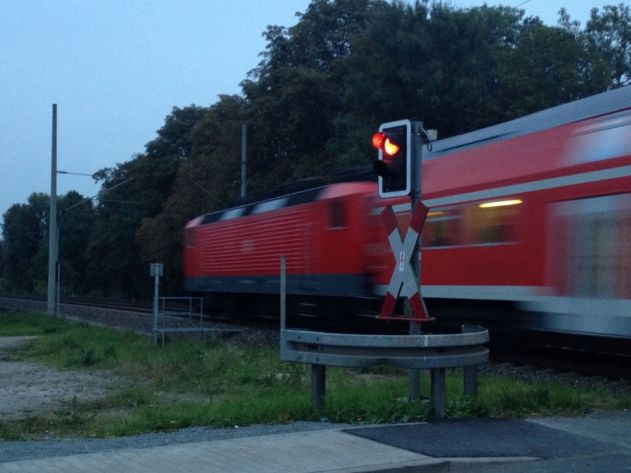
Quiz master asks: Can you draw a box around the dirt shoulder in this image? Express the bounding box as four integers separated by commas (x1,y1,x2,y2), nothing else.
0,337,115,421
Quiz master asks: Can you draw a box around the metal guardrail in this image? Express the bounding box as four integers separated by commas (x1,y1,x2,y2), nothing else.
278,257,489,418
281,327,489,369
280,325,489,419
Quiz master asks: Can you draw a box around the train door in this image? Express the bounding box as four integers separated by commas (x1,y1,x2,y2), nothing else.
549,194,631,314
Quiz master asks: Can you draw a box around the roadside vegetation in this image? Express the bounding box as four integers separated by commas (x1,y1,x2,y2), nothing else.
1,311,630,440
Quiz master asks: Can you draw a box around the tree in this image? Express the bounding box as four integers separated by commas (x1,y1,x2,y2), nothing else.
57,191,95,295
135,106,209,217
242,0,379,190
503,17,610,114
87,105,209,297
0,238,6,292
1,194,49,293
585,3,631,87
136,95,247,292
1,191,95,296
332,2,525,152
86,163,145,297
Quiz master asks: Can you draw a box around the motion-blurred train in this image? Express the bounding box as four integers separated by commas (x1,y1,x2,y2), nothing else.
184,86,631,338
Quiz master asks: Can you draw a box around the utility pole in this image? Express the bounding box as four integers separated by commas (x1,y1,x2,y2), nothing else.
47,104,58,315
241,124,247,199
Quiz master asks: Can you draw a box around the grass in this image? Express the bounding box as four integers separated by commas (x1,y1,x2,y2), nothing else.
0,310,630,440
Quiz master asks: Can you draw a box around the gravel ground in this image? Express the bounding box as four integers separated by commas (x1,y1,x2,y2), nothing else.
0,337,116,421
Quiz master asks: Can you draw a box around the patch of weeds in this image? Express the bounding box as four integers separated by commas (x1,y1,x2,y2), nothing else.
324,386,430,425
62,335,82,350
447,396,488,418
103,345,117,361
65,348,100,367
494,386,543,414
80,348,99,366
112,385,156,408
259,363,307,387
0,397,100,440
499,385,550,411
65,395,84,426
0,422,22,441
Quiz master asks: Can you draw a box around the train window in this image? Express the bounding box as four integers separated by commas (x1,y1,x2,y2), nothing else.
253,197,288,214
423,208,463,247
467,199,522,244
422,199,522,247
566,111,631,165
221,207,245,221
553,194,631,299
329,200,347,228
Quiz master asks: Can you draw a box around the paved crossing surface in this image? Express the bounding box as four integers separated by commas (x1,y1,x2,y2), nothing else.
0,411,629,472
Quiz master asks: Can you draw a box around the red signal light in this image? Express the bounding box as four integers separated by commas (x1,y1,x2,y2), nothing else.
373,120,411,198
372,131,400,157
372,131,386,150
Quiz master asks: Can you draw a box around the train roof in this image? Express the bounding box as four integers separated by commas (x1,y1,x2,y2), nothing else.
194,181,375,226
427,86,631,159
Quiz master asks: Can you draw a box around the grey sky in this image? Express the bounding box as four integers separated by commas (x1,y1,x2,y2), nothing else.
0,0,619,227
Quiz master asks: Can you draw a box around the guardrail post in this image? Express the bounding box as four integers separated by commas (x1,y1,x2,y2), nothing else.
409,321,421,400
311,364,326,411
462,324,480,397
431,368,446,419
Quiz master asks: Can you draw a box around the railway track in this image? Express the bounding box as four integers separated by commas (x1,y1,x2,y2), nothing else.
0,295,278,346
487,327,631,379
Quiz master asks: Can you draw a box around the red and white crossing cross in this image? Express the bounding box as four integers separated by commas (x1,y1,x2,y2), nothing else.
379,203,433,321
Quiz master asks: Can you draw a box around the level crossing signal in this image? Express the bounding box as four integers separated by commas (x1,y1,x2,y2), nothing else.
372,119,412,198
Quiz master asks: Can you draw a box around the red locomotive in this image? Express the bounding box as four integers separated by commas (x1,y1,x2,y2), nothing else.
184,86,631,337
184,182,380,317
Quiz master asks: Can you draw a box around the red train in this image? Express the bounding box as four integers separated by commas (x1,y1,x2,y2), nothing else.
184,86,631,338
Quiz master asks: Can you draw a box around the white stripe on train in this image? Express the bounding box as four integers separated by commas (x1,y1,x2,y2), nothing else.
371,164,631,214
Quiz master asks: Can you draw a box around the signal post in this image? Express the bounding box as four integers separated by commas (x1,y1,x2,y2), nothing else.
372,119,434,399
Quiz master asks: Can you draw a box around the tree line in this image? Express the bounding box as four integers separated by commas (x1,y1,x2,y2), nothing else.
1,0,630,298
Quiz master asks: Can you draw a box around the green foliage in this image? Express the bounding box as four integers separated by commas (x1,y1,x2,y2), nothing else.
1,194,50,293
0,311,69,336
585,3,631,87
57,191,96,295
0,190,96,296
135,97,247,293
1,314,631,439
474,375,609,417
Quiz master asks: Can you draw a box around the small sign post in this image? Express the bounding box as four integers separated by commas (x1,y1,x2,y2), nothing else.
150,263,164,343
